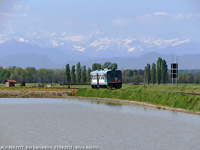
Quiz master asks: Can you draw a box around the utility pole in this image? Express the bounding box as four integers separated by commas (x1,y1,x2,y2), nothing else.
144,67,146,89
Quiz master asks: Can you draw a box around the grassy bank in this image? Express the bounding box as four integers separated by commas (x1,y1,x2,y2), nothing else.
76,84,200,112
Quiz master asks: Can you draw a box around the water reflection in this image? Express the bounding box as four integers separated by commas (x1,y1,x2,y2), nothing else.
0,98,199,150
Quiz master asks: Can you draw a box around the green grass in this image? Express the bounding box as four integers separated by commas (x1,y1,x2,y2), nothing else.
76,84,200,112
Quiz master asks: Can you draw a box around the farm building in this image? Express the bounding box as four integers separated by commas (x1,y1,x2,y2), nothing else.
4,80,16,87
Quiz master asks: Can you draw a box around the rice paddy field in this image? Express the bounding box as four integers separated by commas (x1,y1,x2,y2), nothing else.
0,83,200,112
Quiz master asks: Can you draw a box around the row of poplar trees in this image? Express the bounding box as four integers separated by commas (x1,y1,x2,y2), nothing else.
145,57,168,84
65,62,91,85
65,62,118,85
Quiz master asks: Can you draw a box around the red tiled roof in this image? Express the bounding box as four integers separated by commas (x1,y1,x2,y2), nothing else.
5,80,16,83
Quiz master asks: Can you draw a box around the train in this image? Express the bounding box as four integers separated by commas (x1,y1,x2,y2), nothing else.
90,69,122,89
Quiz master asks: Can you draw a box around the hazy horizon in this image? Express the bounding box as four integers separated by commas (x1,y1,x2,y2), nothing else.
0,0,200,69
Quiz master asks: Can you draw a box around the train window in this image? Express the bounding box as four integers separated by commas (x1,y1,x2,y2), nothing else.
118,74,121,78
111,73,114,78
115,73,117,77
107,74,111,78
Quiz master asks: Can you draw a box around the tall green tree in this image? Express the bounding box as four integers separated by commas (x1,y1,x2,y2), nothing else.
53,69,64,83
92,63,101,71
65,64,71,85
0,69,9,83
25,67,36,83
103,62,112,69
97,63,101,70
76,62,81,84
12,67,26,83
37,68,53,83
161,59,168,84
145,64,151,84
70,65,76,84
112,63,118,69
87,67,91,82
81,65,87,84
151,63,156,84
156,57,162,84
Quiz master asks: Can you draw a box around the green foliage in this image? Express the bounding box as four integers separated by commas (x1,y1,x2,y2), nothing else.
156,57,162,84
102,62,118,69
151,63,156,84
37,68,54,83
76,62,81,84
92,63,101,71
65,64,70,85
53,69,64,83
161,59,167,84
12,67,26,83
112,63,117,69
146,64,151,84
71,65,76,84
87,67,91,82
25,67,36,83
81,65,87,84
76,84,200,112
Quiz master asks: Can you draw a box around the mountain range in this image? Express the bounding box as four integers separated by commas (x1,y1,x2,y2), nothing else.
0,31,199,69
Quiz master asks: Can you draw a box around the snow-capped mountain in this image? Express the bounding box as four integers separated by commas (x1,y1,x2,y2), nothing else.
0,31,199,69
1,31,199,58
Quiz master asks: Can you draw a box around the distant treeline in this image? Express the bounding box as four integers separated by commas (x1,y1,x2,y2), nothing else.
123,57,200,84
0,59,200,84
0,62,117,84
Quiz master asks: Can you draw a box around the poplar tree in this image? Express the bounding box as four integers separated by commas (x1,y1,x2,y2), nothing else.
151,63,156,84
65,64,70,86
145,64,151,84
87,67,91,82
70,65,76,85
161,59,168,84
76,62,81,84
156,57,162,84
81,65,87,84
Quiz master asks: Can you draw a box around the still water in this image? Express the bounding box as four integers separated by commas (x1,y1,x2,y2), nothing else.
0,98,200,150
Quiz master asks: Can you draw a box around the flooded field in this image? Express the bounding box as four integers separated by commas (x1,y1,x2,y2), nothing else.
0,98,200,150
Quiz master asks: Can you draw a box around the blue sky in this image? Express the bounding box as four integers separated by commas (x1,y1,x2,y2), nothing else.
0,0,200,39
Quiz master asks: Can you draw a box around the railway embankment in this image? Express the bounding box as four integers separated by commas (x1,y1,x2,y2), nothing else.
75,88,200,114
0,85,200,115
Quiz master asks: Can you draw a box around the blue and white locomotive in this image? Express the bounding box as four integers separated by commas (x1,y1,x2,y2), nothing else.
90,69,122,89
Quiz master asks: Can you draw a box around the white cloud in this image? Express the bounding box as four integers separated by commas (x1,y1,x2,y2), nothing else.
13,5,30,11
153,12,168,16
50,32,56,37
13,5,22,11
0,12,27,17
111,18,131,26
0,40,4,44
73,45,86,52
172,13,184,21
62,35,85,42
